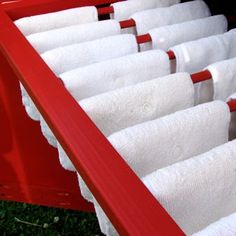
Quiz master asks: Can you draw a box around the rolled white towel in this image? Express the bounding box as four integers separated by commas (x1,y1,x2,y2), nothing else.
197,57,236,103
39,50,170,147
41,34,138,75
193,213,236,236
131,0,211,35
108,101,230,177
96,140,236,235
171,29,236,74
20,20,122,119
80,73,194,137
40,116,57,148
147,15,227,51
142,140,236,235
60,50,170,101
19,83,29,107
58,72,195,173
26,34,138,125
19,83,41,121
14,6,98,36
110,0,180,21
171,29,236,104
26,20,121,54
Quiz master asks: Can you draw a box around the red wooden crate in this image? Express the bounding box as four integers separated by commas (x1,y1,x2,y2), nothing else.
0,0,187,235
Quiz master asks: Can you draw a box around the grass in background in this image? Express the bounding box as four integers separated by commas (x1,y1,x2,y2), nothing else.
0,201,103,236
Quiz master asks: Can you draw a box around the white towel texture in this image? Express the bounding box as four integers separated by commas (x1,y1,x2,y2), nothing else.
193,213,236,236
197,57,236,104
131,0,211,35
19,81,41,120
80,73,194,137
108,101,230,177
171,29,236,104
27,20,121,54
111,0,180,21
80,100,230,203
15,6,98,36
21,20,122,119
25,34,138,123
19,83,40,121
41,34,138,75
34,50,169,144
19,83,29,107
94,137,235,236
60,50,170,101
25,96,40,121
58,72,195,173
40,116,57,147
171,29,236,74
147,15,227,51
142,140,236,235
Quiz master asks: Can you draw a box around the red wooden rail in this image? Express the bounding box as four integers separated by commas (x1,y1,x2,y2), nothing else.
0,0,184,235
191,70,212,84
228,99,236,112
97,5,114,15
190,70,236,112
120,18,136,28
2,0,121,20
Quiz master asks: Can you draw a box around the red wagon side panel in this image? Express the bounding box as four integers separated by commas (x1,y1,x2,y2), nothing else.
0,47,94,211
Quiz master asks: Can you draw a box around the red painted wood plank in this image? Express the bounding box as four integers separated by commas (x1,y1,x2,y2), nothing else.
120,18,136,28
227,99,236,112
97,5,114,15
191,70,212,84
2,0,122,20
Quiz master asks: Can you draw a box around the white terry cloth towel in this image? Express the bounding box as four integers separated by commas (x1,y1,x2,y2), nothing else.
171,29,236,74
80,73,195,137
79,100,230,203
94,139,236,236
171,29,236,104
20,20,122,119
40,116,57,148
41,34,138,75
110,0,180,21
25,34,138,123
14,6,98,36
108,101,230,177
26,20,122,54
57,72,195,173
19,83,29,107
193,213,236,236
41,47,172,144
131,0,211,35
142,140,236,235
19,83,40,121
197,57,236,104
147,15,228,51
60,73,195,202
25,96,39,121
19,81,39,121
60,50,170,101
20,85,39,120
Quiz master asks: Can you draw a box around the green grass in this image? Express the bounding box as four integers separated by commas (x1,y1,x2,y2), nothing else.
0,201,103,236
